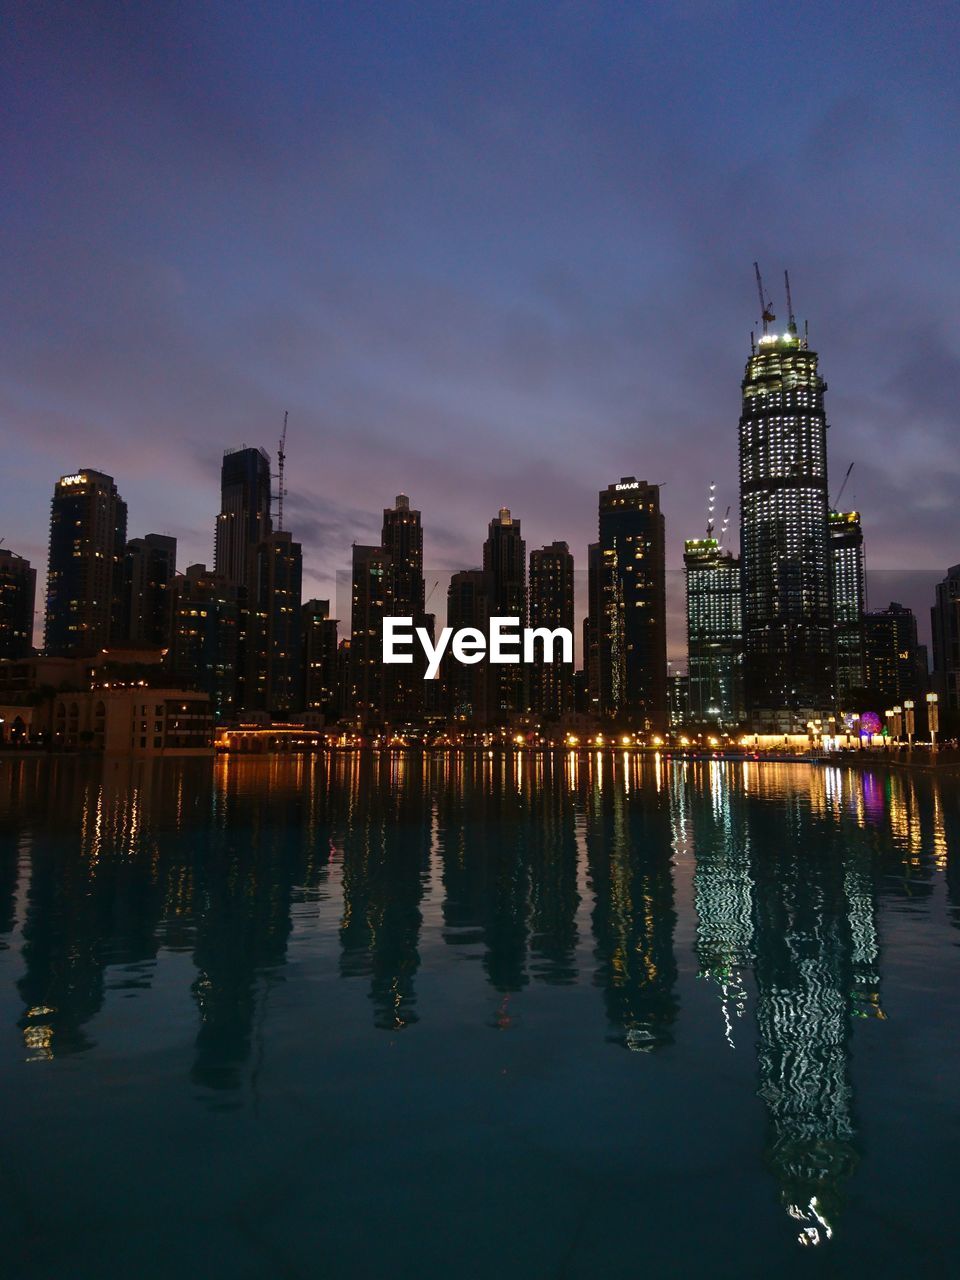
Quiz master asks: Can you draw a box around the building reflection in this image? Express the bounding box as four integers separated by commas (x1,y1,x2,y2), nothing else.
585,753,678,1051
687,761,753,1047
337,753,429,1030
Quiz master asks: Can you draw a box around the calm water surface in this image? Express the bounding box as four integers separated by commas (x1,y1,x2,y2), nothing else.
1,753,959,1278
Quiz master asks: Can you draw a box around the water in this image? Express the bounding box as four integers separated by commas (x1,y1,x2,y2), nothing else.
1,753,959,1278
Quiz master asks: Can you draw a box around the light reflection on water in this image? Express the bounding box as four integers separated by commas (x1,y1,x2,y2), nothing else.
1,752,959,1276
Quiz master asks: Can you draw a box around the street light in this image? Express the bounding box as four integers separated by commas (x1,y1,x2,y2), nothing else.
927,691,939,750
904,699,915,749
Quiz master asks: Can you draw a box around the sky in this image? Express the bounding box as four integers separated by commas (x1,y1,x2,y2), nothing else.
3,1,959,650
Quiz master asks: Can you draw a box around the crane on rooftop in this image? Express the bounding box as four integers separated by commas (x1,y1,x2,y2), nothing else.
754,262,776,334
276,410,288,531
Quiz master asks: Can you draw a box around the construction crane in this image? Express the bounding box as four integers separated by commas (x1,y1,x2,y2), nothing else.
718,506,731,548
784,269,796,332
276,410,288,531
832,461,855,511
754,262,775,334
425,579,440,606
706,482,717,537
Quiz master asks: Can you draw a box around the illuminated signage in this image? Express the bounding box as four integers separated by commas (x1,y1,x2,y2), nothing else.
615,481,639,491
60,474,88,487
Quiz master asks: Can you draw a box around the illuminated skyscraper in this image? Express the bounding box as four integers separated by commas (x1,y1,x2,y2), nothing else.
683,538,742,725
529,541,574,720
349,544,393,725
0,548,36,659
862,601,922,706
595,478,667,729
483,508,526,719
830,511,865,702
739,310,834,728
44,469,128,657
247,531,303,716
171,563,240,721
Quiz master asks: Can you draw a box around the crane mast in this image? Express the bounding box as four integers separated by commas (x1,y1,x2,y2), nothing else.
277,410,288,531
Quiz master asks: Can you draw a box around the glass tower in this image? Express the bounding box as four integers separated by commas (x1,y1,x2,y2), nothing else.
830,511,865,703
739,326,834,728
684,538,743,725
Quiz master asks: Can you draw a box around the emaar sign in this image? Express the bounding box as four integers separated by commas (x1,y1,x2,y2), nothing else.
383,617,573,680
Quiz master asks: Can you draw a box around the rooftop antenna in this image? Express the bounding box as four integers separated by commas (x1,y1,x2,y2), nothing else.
754,262,775,335
276,410,288,531
832,461,855,511
784,269,797,334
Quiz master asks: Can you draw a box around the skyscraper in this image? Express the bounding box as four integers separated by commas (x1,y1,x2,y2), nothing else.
483,508,526,719
249,531,303,716
44,469,128,657
123,534,177,647
684,538,742,725
739,315,834,729
349,544,393,725
830,510,865,703
528,542,574,720
171,564,240,722
862,602,922,706
595,478,667,729
381,494,427,723
0,549,37,659
302,598,339,718
931,564,960,712
445,569,492,725
214,447,272,586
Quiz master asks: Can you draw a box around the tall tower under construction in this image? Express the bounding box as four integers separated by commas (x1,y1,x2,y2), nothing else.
739,271,834,729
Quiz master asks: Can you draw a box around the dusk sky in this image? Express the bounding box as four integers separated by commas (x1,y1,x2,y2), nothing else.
4,2,959,645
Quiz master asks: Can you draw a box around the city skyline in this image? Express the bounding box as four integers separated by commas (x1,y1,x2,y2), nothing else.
3,3,959,623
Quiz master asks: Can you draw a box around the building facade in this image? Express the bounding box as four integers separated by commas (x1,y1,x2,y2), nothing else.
684,538,743,726
171,564,241,722
381,494,427,723
349,544,393,725
0,549,37,659
862,602,922,707
830,510,865,703
302,598,339,719
594,478,667,730
739,327,834,729
483,508,527,720
123,534,177,647
445,569,492,725
931,564,960,713
214,447,272,587
528,542,574,720
44,470,128,657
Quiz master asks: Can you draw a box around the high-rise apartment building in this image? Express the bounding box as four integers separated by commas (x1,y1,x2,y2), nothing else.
44,469,128,657
739,320,834,728
445,569,492,724
932,564,960,712
862,602,922,707
594,478,667,729
381,494,427,723
171,564,240,722
0,549,37,659
214,447,272,586
683,538,742,725
349,544,392,725
302,599,339,718
483,508,526,719
249,531,303,716
123,534,177,647
528,542,574,720
830,510,865,702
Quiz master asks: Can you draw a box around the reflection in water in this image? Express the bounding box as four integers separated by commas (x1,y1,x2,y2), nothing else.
0,754,958,1247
